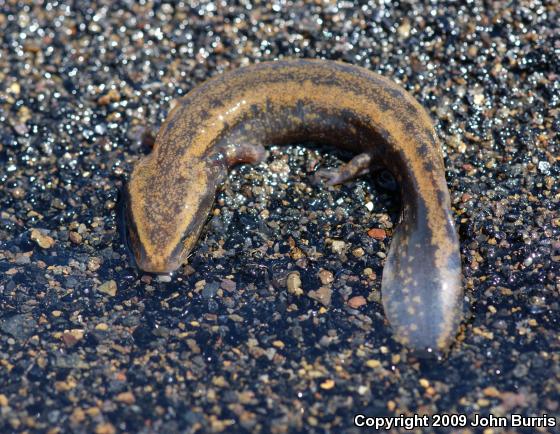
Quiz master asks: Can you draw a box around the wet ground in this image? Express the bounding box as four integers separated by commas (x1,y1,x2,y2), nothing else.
0,1,559,433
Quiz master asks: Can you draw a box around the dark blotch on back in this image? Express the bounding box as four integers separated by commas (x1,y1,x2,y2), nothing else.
417,143,429,158
423,161,435,172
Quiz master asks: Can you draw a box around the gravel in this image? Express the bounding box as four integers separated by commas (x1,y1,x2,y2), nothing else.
0,1,558,433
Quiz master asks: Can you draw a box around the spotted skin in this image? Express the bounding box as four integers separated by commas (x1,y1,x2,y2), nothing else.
124,59,463,352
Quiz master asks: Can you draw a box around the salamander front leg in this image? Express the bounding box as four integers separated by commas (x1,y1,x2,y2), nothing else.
316,152,373,185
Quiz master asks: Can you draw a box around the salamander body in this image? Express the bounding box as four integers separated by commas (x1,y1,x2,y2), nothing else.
123,59,463,352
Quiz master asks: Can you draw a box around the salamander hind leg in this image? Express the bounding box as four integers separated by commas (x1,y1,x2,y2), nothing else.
316,152,373,185
223,142,267,167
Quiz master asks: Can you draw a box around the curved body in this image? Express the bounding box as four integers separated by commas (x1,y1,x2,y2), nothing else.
124,59,463,352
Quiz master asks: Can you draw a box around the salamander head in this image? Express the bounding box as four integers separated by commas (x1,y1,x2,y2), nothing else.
122,158,219,274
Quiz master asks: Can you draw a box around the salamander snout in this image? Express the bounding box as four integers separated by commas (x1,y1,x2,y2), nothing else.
120,184,193,274
123,206,200,274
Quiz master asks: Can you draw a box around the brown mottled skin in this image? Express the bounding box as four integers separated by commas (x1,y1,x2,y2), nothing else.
123,59,463,353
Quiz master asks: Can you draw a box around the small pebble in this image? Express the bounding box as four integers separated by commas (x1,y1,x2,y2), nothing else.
97,280,117,297
115,392,135,405
330,240,346,254
69,231,82,244
348,296,366,309
308,286,332,307
367,228,386,240
320,379,335,390
317,269,334,285
30,229,55,249
287,272,303,296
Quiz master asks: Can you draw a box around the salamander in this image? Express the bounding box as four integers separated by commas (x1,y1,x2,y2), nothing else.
122,59,463,353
